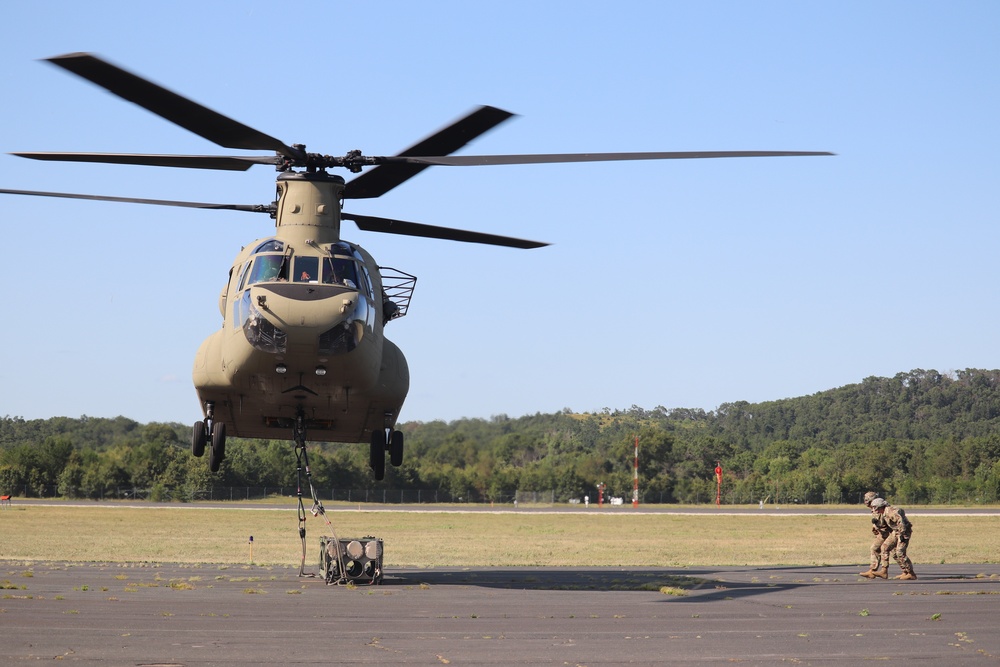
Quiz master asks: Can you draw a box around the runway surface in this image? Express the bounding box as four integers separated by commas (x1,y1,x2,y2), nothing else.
2,560,998,665
12,499,1000,515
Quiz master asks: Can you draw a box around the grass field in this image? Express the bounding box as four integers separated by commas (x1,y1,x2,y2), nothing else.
1,504,998,568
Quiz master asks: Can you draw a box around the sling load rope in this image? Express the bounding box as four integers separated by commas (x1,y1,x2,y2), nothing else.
294,437,348,584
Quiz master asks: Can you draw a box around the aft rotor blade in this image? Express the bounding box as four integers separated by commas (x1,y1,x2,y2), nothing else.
385,150,835,166
343,105,515,200
46,53,300,158
0,188,270,212
12,151,280,171
343,211,547,249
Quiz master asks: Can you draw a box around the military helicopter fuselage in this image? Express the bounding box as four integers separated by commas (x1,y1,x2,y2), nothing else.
194,171,409,448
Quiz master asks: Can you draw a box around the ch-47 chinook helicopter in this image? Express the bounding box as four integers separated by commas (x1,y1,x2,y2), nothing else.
2,53,832,480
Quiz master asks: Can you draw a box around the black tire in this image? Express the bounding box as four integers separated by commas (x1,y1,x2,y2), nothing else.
370,429,386,481
389,430,404,467
209,422,227,472
369,430,379,469
191,421,207,457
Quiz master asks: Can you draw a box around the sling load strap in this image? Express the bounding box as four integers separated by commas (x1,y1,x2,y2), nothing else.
294,439,348,583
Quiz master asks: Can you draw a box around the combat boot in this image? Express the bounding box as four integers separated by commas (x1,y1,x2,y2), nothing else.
859,569,876,579
898,572,917,580
874,567,888,579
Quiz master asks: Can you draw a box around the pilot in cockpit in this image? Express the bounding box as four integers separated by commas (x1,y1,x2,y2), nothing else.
324,257,357,289
252,255,286,283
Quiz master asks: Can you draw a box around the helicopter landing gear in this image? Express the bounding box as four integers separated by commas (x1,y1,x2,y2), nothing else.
209,422,227,473
369,427,404,480
193,402,227,472
370,430,386,480
390,430,404,467
191,421,207,457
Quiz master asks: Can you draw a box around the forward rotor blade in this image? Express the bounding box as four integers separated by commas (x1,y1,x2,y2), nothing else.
342,211,547,249
384,150,835,166
46,52,300,158
12,151,280,171
343,105,515,200
0,188,270,212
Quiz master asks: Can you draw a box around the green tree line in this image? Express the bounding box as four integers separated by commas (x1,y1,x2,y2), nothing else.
3,368,1000,504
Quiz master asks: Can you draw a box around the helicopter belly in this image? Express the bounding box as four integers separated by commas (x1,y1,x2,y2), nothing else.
268,337,405,439
193,296,408,443
194,345,408,442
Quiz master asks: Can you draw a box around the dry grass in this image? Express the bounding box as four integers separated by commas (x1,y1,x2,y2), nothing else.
1,504,997,567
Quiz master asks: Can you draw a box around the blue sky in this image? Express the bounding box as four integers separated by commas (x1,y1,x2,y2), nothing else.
2,2,998,426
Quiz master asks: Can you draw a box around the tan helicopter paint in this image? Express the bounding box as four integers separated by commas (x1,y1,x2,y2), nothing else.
192,173,409,442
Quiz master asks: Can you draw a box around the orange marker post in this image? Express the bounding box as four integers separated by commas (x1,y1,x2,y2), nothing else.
714,463,723,507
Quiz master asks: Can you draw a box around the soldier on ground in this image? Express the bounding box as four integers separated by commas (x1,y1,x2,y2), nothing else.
870,497,917,580
859,491,891,579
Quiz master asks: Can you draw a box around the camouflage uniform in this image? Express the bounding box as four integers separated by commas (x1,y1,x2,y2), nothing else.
859,491,891,578
872,498,916,580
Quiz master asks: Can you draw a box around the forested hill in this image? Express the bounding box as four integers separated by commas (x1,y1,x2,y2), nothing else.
4,368,998,450
705,368,1000,448
2,368,1000,505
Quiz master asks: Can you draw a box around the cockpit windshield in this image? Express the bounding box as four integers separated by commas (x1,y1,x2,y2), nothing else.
323,256,359,288
244,241,364,291
294,256,319,283
247,254,288,283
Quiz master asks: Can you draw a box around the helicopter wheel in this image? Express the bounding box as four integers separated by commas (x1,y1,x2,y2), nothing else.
191,421,207,457
209,422,227,473
389,430,404,467
370,429,386,481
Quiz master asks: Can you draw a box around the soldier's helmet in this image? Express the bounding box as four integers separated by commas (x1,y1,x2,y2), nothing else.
869,498,888,510
863,491,880,506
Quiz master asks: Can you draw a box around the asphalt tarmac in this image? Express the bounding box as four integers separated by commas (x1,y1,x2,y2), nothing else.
2,560,998,665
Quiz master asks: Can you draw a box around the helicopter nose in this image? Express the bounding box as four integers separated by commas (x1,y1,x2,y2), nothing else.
295,293,366,335
251,283,365,328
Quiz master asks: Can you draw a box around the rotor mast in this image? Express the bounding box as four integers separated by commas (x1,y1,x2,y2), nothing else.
273,171,345,245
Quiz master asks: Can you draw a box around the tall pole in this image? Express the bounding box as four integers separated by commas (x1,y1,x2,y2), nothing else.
632,435,639,508
715,461,723,507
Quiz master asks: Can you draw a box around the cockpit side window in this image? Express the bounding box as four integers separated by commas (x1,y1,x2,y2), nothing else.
294,256,320,283
349,246,375,299
247,254,287,284
236,260,253,291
